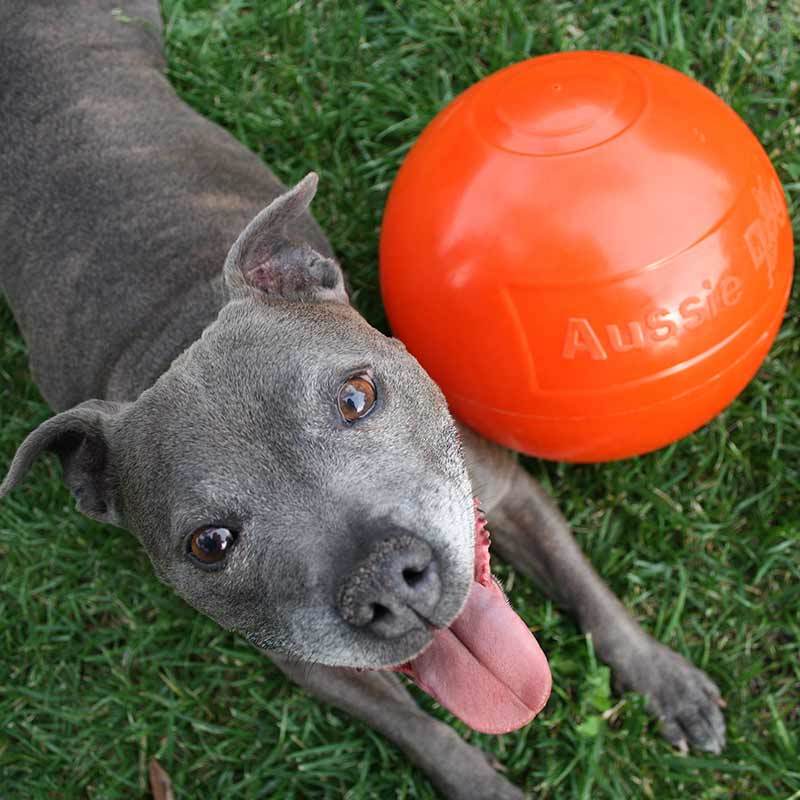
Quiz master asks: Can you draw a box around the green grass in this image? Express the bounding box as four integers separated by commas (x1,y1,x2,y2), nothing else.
2,0,799,797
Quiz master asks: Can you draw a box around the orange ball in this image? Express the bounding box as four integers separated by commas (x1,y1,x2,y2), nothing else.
380,52,794,462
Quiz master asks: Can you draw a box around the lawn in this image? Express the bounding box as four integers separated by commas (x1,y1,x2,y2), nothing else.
1,1,798,797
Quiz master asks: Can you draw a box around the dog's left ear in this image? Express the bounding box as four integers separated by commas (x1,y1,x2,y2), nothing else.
0,399,128,526
223,172,348,304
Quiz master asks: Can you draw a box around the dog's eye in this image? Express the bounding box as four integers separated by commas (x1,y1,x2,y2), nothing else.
188,526,236,565
338,374,377,422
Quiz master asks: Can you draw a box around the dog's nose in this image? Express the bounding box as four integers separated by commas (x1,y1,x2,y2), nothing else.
337,534,441,639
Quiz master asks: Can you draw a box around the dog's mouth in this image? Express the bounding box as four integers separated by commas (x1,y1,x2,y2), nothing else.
388,504,551,734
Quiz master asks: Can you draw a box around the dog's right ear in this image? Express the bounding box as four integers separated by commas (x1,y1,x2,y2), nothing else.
0,399,128,526
223,172,348,304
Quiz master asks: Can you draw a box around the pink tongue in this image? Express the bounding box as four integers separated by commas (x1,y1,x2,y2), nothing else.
395,510,551,734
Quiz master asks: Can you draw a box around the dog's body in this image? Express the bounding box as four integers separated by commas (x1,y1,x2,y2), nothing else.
1,3,725,797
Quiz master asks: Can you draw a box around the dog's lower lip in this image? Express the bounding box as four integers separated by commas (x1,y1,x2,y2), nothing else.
419,600,465,631
354,629,437,672
359,597,468,666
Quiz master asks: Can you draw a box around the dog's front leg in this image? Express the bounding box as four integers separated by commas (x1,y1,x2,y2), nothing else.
459,425,726,755
271,656,526,799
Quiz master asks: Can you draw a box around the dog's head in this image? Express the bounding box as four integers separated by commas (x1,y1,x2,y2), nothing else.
1,174,476,670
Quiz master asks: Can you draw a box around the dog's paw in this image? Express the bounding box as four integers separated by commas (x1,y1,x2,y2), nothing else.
478,778,527,800
439,773,526,800
620,641,726,754
439,754,528,800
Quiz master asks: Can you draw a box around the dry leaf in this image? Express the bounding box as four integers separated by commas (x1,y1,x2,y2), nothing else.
149,758,175,800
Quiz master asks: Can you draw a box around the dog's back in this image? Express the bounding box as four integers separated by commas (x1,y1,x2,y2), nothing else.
0,0,330,410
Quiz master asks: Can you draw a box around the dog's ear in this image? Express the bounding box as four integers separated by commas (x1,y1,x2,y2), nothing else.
0,399,128,526
223,172,347,304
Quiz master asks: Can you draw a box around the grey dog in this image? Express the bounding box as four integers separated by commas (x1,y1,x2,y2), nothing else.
0,2,726,797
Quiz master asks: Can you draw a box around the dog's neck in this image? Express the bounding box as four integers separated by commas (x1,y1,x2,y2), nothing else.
0,0,333,410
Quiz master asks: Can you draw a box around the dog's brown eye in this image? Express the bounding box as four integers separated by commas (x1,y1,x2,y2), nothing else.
338,374,377,422
189,526,235,564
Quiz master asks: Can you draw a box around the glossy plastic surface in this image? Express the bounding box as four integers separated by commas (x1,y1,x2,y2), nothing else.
380,51,794,462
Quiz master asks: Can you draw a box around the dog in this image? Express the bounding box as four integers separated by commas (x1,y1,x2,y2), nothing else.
0,2,725,797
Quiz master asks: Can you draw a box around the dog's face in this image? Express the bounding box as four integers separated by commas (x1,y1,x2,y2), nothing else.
0,175,476,669
117,296,475,668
